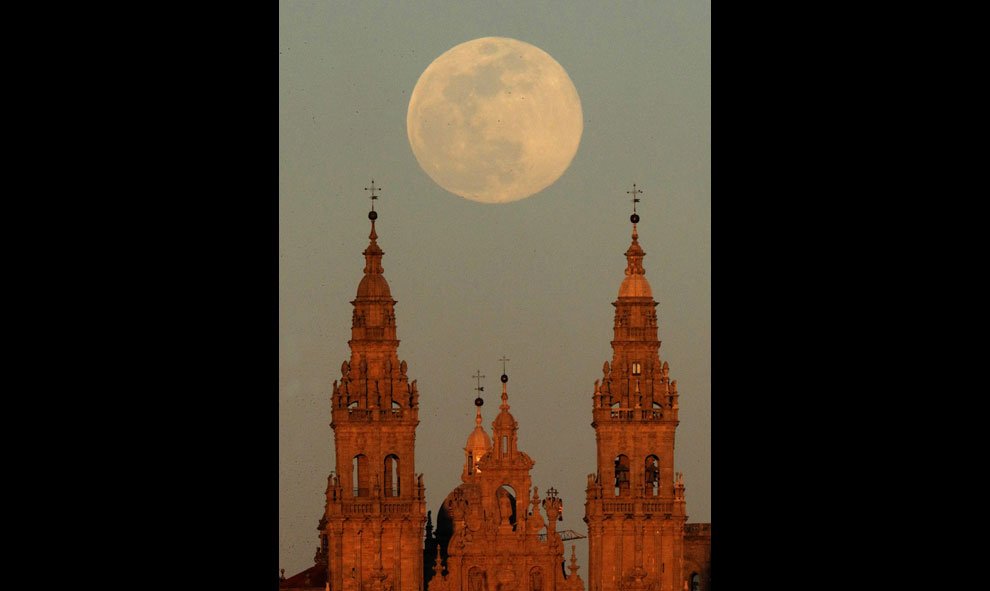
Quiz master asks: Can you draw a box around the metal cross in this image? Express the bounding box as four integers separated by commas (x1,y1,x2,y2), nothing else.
364,179,381,211
498,355,510,375
472,370,485,395
626,183,643,214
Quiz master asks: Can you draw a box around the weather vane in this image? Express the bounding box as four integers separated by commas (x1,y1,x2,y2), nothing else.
627,183,643,213
626,183,643,223
365,179,381,218
472,369,486,407
498,355,510,383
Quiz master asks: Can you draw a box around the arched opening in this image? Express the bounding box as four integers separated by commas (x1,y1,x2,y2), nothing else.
614,454,630,496
631,361,642,376
347,399,358,410
384,454,400,497
468,567,486,591
646,455,660,496
529,566,544,591
501,435,508,454
467,449,483,475
496,484,517,528
690,572,700,591
352,454,369,497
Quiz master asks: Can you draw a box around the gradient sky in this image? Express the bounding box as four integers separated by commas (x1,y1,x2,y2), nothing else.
279,0,710,577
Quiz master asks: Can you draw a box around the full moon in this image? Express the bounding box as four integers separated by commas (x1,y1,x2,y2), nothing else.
407,37,583,204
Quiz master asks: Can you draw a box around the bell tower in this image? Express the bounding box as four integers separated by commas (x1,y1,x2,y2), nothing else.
321,182,427,591
584,185,687,591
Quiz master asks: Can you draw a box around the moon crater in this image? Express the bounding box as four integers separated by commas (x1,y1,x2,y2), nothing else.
407,37,583,204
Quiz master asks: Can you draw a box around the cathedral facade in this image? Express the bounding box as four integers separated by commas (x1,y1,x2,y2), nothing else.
280,195,710,591
423,375,586,591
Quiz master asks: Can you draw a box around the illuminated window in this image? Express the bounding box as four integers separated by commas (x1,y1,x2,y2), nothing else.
632,362,642,376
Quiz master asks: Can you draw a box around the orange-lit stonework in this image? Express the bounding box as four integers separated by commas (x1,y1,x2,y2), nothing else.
281,197,710,591
282,214,427,591
424,376,586,591
583,219,709,591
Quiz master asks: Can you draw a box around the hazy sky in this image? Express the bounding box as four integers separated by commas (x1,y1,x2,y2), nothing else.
279,0,710,577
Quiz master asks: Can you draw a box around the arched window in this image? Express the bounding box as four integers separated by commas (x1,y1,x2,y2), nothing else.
691,572,700,591
614,454,630,496
352,454,369,497
501,436,508,454
384,454,400,497
646,455,660,496
529,567,544,591
468,567,486,591
631,362,642,376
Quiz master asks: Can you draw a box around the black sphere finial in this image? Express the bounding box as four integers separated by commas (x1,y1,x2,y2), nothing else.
501,373,508,383
630,213,640,224
474,397,484,407
369,210,378,220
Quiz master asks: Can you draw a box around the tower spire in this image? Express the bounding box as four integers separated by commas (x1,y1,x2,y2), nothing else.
323,182,426,591
464,371,491,480
472,369,486,429
585,184,686,591
618,184,651,298
489,359,521,461
361,180,384,276
499,366,509,412
627,182,643,249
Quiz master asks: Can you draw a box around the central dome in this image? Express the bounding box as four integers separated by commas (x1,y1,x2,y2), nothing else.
356,273,392,299
618,273,653,298
466,424,491,455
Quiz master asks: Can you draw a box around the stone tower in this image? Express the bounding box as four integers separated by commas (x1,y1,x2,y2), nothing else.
320,198,428,591
583,201,687,591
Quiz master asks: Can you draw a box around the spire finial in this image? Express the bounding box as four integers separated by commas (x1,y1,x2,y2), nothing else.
621,184,647,280
364,179,381,217
472,369,485,407
498,355,510,383
432,543,443,576
500,372,509,411
626,183,643,224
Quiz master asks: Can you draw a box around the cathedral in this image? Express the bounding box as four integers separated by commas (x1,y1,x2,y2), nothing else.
280,189,711,591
